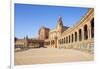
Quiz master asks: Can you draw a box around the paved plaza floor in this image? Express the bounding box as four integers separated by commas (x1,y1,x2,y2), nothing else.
15,48,93,65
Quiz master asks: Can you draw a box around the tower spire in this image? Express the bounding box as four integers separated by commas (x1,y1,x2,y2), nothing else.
57,16,63,27
58,16,62,22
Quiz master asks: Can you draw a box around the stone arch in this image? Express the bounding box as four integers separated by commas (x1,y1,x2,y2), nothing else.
59,39,60,44
51,40,53,45
64,37,65,43
75,32,77,42
52,40,53,45
62,39,63,44
69,35,70,43
53,40,55,44
66,36,68,43
79,29,82,41
91,18,94,38
84,24,88,40
60,39,61,44
48,41,50,45
72,34,73,43
50,41,52,45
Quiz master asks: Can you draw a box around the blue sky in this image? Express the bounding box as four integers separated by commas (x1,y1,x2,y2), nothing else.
15,4,89,38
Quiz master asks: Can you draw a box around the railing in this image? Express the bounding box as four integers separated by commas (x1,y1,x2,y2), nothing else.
58,39,94,53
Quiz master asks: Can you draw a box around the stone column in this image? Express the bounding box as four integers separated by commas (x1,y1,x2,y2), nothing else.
82,28,84,41
88,23,91,39
71,34,72,43
77,31,79,42
89,23,92,39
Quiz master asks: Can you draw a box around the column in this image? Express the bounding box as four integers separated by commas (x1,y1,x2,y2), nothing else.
88,24,91,39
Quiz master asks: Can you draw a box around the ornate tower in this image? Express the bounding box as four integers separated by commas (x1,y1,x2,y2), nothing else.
57,16,63,35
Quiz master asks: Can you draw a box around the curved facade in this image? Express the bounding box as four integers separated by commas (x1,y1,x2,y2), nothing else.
44,8,94,53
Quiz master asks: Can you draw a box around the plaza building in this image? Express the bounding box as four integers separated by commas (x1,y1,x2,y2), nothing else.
42,8,94,53
15,8,94,53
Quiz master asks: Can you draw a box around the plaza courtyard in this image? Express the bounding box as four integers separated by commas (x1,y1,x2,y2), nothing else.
15,48,93,65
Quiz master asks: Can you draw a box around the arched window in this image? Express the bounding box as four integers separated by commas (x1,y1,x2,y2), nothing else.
66,37,68,43
72,34,73,42
91,18,94,38
69,35,70,43
79,29,82,41
75,32,77,42
84,25,88,40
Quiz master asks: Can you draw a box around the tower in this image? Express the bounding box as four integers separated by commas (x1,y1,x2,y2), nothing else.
39,26,50,40
56,16,63,35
